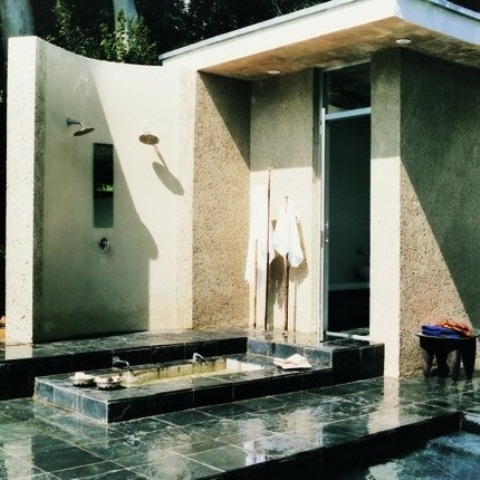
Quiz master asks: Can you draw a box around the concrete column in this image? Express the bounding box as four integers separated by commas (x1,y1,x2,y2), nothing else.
191,74,251,329
370,50,402,377
6,37,44,345
371,49,480,377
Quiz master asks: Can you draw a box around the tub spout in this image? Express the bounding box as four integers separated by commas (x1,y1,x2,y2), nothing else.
113,356,130,369
192,353,205,364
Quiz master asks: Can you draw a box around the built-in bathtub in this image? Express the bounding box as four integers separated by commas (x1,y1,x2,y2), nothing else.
34,352,331,423
117,357,264,387
33,334,384,424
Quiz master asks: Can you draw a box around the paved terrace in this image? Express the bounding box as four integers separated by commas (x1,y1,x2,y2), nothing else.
0,374,478,478
0,330,477,478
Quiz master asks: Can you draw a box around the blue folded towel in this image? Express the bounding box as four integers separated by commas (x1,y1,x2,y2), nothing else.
421,325,463,338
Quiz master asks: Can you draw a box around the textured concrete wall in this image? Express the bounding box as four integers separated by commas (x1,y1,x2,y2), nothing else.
371,49,480,376
250,70,317,333
191,74,250,328
5,38,43,344
7,37,196,343
400,50,480,375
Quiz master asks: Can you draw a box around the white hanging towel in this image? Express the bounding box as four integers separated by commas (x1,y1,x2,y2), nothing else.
244,186,274,284
272,197,304,268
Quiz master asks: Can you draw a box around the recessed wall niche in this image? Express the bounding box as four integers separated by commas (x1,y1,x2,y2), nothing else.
93,143,114,228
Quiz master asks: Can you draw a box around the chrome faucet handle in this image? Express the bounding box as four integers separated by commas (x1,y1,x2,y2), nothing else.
112,356,130,369
99,237,110,251
192,353,205,364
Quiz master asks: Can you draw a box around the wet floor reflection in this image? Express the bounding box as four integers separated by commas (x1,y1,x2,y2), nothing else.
0,375,477,478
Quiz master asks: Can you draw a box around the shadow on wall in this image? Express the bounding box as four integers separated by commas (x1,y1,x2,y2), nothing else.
152,146,184,195
199,73,251,165
400,53,480,330
100,150,158,334
38,119,158,342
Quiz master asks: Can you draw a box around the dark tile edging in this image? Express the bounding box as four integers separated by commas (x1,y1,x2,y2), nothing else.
5,333,384,408
200,411,462,480
35,356,334,423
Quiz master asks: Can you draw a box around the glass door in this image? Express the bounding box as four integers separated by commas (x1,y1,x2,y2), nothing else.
319,62,371,339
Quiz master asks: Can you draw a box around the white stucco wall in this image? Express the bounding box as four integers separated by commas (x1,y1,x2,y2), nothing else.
6,37,196,343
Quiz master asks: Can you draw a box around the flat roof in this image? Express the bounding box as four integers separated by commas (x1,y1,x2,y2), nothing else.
159,0,480,80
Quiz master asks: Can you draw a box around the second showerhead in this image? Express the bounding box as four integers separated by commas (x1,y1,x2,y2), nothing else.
66,117,95,136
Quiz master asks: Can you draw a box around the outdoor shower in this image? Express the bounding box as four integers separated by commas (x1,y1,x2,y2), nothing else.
138,133,159,145
66,117,95,136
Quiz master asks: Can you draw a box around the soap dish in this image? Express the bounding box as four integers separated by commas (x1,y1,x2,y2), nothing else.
70,372,95,387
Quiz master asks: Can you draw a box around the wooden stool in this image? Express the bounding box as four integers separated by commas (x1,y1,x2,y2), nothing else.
417,333,478,381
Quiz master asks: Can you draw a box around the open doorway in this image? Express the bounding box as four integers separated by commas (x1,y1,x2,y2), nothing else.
320,63,371,339
327,116,370,336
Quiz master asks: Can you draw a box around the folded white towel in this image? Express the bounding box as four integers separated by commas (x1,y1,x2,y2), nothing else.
272,198,304,268
273,353,311,370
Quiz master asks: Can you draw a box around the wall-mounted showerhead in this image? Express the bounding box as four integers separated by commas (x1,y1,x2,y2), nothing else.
74,125,95,136
139,133,159,145
66,117,95,137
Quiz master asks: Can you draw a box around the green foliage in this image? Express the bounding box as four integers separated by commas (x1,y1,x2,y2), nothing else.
46,0,157,65
100,11,157,64
46,0,108,59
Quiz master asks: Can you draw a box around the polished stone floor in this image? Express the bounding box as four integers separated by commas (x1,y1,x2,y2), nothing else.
0,374,478,479
338,430,480,479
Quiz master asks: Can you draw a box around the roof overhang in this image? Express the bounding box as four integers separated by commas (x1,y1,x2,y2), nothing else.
159,0,480,80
